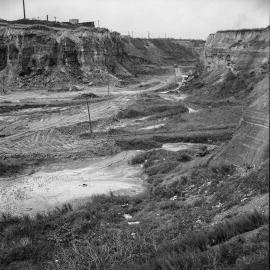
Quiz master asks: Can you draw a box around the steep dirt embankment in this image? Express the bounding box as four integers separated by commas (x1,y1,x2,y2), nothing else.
0,24,131,88
216,76,269,167
204,28,269,73
203,28,269,167
0,23,204,89
199,27,269,98
122,37,205,70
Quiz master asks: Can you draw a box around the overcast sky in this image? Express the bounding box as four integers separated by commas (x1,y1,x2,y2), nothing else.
0,0,269,39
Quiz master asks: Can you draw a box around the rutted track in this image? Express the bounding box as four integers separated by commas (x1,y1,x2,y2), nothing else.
0,94,133,156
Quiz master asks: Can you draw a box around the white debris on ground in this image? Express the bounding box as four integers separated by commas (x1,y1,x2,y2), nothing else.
188,107,199,113
123,214,133,220
128,221,140,225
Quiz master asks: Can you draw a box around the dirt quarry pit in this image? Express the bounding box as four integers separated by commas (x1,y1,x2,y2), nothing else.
0,75,189,212
0,72,248,216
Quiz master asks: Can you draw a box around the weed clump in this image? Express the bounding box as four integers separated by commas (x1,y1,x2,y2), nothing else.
0,159,25,176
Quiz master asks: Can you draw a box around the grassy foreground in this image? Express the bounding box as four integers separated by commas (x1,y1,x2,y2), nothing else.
0,150,269,270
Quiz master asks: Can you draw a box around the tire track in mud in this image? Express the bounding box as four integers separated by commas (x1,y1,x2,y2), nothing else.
0,94,133,155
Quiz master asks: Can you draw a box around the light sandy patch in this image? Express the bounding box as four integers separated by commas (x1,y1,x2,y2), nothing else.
0,151,145,216
139,124,165,130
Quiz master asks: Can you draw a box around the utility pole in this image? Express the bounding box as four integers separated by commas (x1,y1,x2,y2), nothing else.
54,16,56,22
86,99,93,136
1,77,5,94
22,0,26,19
107,72,110,96
97,20,100,28
46,15,49,21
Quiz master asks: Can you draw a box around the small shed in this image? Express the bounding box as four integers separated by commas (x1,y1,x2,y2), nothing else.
69,19,79,25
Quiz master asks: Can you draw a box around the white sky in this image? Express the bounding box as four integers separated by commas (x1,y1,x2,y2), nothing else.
0,0,269,39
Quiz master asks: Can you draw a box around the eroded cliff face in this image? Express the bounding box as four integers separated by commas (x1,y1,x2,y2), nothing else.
203,27,269,168
197,27,269,99
0,23,204,89
0,25,130,88
204,28,269,73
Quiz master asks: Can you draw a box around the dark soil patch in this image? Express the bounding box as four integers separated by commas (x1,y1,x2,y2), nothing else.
116,138,162,150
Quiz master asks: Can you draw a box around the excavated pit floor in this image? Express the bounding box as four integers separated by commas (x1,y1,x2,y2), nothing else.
0,151,145,216
0,74,205,216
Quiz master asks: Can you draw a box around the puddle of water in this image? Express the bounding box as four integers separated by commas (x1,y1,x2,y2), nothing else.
159,93,188,102
162,142,198,151
0,151,144,216
139,124,165,130
162,142,215,152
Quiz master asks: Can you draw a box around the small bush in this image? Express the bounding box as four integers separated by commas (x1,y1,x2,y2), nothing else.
0,159,24,176
145,161,179,176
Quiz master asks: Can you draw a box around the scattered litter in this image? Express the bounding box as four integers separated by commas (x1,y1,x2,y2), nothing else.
121,203,129,207
128,221,140,225
215,202,222,208
196,219,203,224
123,214,133,220
131,232,136,238
170,195,178,201
241,197,248,202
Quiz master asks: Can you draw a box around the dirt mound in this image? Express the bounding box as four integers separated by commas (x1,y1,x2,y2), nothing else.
117,93,188,118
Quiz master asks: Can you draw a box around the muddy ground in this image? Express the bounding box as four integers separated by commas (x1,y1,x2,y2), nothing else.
0,71,241,214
